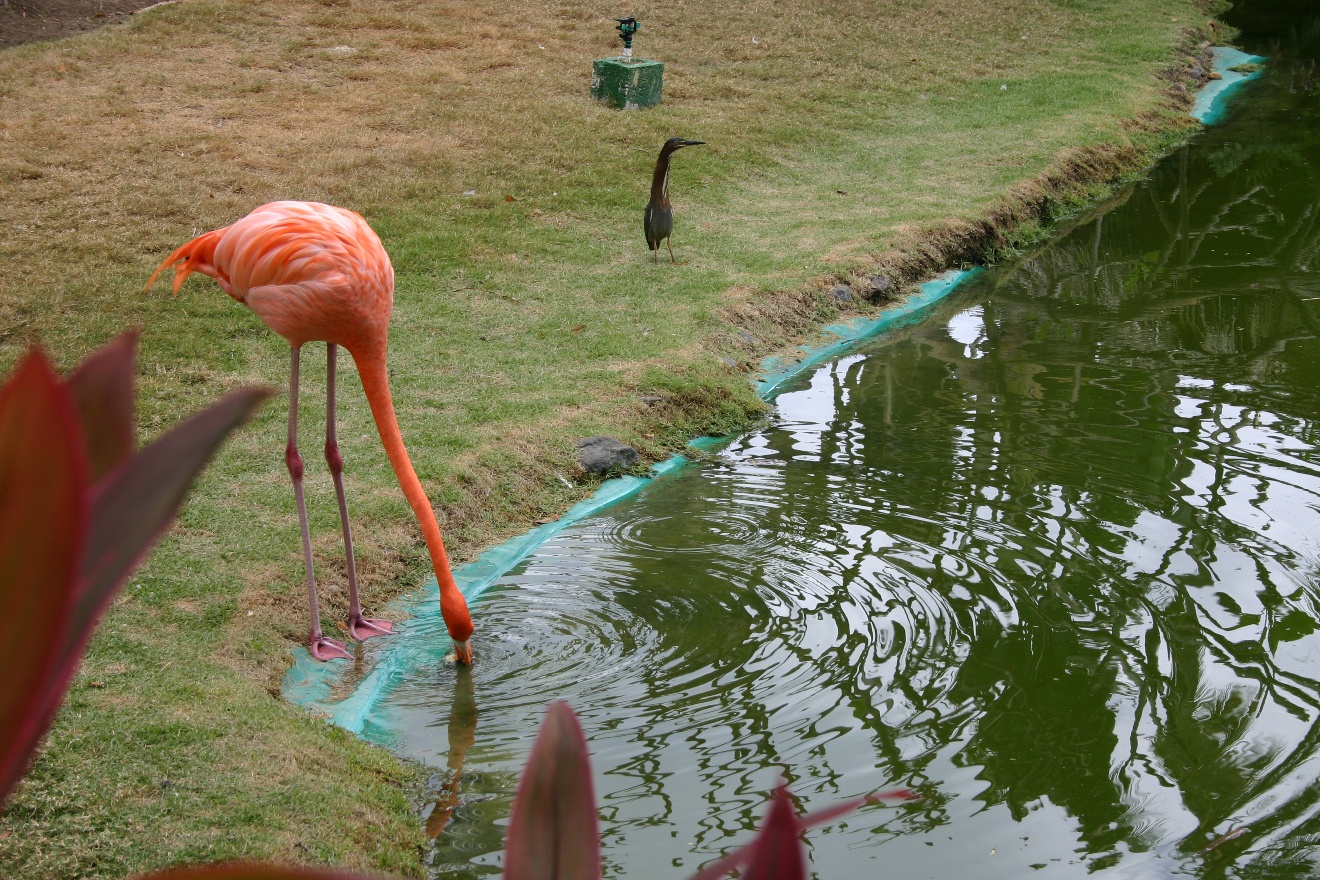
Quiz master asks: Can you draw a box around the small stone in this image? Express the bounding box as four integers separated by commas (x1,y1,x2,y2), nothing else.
827,283,853,302
576,436,639,474
866,275,892,294
1189,65,1205,79
737,331,756,344
640,394,663,406
1208,71,1222,80
720,356,740,369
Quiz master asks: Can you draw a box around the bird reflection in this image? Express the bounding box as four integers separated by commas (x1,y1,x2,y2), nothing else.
426,665,479,838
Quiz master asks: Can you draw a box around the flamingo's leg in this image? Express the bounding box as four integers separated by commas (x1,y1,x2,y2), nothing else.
326,343,393,641
288,345,351,661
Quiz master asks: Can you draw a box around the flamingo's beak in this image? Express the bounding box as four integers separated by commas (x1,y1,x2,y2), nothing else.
450,640,474,665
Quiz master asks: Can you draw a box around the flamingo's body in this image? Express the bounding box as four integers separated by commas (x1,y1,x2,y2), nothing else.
147,201,474,663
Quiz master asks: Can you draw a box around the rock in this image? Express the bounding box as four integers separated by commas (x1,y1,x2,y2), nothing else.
737,331,756,344
1208,71,1222,80
827,283,853,302
640,394,664,406
576,436,639,474
1189,65,1205,79
866,274,892,294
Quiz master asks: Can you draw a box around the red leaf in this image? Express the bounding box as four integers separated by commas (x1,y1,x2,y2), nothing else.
742,786,807,880
61,387,269,679
686,786,919,880
798,787,919,829
686,785,806,880
0,337,267,810
132,863,387,880
503,701,601,880
0,349,88,805
64,329,139,480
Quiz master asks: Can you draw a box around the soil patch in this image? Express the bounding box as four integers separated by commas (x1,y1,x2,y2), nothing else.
0,0,159,50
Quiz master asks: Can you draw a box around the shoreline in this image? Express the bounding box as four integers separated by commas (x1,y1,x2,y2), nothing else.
284,33,1268,734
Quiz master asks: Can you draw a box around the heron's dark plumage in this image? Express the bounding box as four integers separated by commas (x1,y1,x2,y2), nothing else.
643,138,704,262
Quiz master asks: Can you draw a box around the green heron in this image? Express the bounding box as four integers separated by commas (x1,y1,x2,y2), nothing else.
644,137,705,263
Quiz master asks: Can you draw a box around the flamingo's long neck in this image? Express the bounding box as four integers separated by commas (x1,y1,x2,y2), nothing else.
351,349,474,644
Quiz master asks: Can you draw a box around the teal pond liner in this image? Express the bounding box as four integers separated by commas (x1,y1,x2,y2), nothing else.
281,48,1264,732
282,269,976,730
1194,46,1266,124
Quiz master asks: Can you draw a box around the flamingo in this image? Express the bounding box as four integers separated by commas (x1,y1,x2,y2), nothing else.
146,201,474,664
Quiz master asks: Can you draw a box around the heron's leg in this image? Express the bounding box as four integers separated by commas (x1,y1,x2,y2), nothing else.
287,346,350,661
667,238,676,264
325,343,393,641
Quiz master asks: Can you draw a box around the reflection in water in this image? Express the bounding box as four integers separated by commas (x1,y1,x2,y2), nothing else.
348,3,1320,879
424,667,478,838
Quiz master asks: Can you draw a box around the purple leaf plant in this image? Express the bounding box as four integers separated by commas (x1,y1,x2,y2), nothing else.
505,701,918,880
0,331,269,804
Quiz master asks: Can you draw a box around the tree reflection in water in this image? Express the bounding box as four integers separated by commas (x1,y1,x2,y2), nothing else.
799,10,1320,872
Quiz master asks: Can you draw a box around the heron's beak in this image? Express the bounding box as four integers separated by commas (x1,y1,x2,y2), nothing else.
680,139,706,147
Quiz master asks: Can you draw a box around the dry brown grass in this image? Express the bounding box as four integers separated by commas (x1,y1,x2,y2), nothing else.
0,0,1202,336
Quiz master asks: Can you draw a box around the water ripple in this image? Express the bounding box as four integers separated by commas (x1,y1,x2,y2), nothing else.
349,36,1320,878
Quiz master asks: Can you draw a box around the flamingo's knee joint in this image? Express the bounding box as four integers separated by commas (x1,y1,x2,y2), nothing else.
325,442,344,476
285,444,305,479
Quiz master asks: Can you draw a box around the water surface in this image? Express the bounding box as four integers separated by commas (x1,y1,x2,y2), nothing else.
350,4,1320,878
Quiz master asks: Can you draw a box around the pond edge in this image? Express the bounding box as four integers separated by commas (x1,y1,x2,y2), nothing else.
281,43,1267,735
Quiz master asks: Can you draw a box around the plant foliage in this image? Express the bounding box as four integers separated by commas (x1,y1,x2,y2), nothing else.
0,331,269,804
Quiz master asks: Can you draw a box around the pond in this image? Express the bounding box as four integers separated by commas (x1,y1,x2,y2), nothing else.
290,2,1320,877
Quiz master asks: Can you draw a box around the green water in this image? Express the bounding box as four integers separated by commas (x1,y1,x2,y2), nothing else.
372,3,1320,877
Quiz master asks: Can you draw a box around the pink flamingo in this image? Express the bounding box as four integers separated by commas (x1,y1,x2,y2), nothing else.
147,201,474,664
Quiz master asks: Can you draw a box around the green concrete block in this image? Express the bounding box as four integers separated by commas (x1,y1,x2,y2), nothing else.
591,57,664,110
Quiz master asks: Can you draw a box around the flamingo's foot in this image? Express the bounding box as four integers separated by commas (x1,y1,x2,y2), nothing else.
349,615,394,641
311,635,352,661
446,640,474,666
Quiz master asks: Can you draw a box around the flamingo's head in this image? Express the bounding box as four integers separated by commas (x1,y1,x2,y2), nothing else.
450,640,474,665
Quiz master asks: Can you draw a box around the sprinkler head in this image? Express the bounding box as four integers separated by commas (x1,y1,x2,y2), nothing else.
615,16,639,52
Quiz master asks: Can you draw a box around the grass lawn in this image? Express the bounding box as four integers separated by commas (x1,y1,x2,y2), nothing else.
0,0,1226,876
